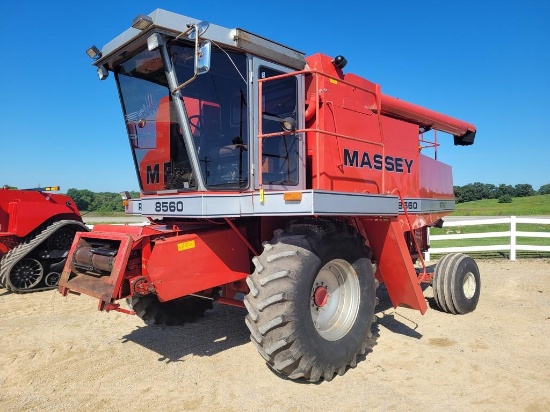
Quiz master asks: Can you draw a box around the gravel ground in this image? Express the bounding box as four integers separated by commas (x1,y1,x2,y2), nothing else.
0,259,549,411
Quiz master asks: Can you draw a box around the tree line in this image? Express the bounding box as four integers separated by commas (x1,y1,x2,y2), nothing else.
65,189,140,212
454,183,550,204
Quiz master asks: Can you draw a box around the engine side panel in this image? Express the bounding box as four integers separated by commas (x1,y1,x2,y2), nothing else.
0,190,81,238
147,228,250,301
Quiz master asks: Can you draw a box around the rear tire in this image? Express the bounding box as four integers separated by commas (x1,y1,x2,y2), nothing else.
127,295,213,326
244,219,377,382
433,253,480,314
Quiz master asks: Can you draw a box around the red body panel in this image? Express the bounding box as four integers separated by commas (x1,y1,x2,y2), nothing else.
0,188,82,257
303,54,453,226
299,54,461,311
361,219,427,313
147,229,249,301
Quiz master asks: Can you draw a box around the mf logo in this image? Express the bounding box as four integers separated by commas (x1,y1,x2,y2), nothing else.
146,164,160,184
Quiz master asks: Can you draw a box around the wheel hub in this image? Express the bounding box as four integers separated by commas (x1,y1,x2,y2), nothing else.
313,285,328,307
463,272,477,299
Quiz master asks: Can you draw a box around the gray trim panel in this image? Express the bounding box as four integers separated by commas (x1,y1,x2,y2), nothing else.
126,192,455,219
399,198,455,214
126,190,398,218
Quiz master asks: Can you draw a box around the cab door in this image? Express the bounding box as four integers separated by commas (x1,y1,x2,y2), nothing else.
252,58,305,190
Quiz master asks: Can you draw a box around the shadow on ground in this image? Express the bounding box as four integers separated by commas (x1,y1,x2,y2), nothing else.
120,303,249,363
374,264,437,340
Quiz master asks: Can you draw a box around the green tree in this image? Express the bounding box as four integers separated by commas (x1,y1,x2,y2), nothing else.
92,192,125,212
538,184,550,195
455,182,491,203
485,183,498,199
496,184,515,198
498,194,513,203
453,185,463,203
66,188,95,211
514,184,535,197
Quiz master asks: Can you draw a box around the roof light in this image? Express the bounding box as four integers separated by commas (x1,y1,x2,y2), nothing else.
86,46,102,60
132,15,153,30
97,65,109,80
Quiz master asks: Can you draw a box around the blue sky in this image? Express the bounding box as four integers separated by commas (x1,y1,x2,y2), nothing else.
1,0,548,192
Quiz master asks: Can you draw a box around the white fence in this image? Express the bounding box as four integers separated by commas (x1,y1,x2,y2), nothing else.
425,216,550,261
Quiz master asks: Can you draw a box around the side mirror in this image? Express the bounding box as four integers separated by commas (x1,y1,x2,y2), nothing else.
173,22,211,92
196,40,211,75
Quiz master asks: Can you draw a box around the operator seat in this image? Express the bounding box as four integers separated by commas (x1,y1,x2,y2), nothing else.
206,131,247,186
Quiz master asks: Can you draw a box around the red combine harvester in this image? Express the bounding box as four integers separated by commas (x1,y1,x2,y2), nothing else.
59,9,480,382
0,187,88,293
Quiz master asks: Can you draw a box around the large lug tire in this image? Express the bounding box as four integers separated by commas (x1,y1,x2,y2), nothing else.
244,219,378,382
433,253,480,314
126,294,213,326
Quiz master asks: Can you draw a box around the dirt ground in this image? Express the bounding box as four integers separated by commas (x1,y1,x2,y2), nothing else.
0,259,549,412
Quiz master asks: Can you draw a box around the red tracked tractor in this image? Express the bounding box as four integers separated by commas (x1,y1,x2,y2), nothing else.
59,9,480,382
0,186,88,293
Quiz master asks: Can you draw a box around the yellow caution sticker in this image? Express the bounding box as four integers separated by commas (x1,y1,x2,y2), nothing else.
329,78,338,84
177,240,196,251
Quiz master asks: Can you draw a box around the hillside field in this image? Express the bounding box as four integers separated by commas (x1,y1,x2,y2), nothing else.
452,194,550,216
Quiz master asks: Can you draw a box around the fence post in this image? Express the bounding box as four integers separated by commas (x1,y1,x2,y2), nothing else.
425,227,431,262
510,216,516,261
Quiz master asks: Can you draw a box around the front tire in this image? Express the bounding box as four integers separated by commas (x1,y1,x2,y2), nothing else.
244,219,377,382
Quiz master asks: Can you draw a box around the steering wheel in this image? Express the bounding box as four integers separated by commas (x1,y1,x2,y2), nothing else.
188,115,204,133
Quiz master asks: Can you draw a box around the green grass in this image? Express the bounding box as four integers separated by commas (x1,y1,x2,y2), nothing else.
452,194,550,216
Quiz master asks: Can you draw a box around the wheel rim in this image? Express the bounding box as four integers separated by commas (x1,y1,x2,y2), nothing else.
310,259,360,341
44,272,61,287
463,272,477,299
10,258,44,290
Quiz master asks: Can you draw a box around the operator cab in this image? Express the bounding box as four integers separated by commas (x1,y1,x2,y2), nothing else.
97,10,306,194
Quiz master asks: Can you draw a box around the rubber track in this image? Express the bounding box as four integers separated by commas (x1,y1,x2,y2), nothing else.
0,220,89,293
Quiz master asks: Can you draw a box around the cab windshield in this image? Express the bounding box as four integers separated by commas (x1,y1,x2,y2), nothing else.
115,42,248,191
